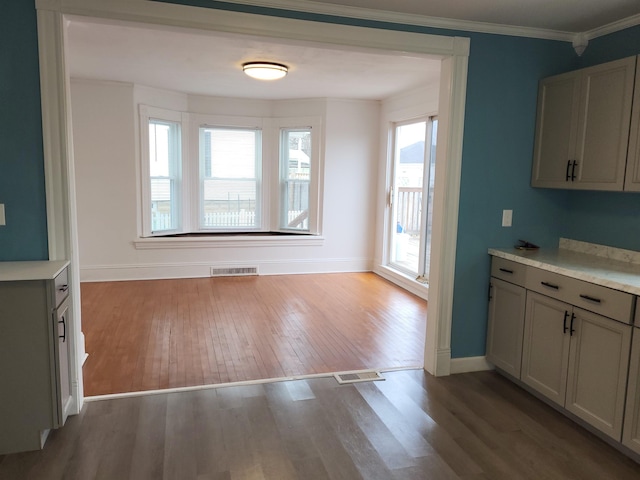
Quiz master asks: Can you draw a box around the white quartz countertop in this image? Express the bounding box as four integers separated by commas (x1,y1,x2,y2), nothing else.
489,244,640,296
0,260,69,282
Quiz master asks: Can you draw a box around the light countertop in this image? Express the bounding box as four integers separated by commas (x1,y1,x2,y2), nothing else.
0,260,69,282
489,240,640,296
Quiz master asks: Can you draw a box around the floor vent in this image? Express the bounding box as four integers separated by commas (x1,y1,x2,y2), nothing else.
334,371,384,384
210,266,259,277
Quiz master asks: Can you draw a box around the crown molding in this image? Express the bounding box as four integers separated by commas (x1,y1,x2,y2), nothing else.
216,0,575,42
584,12,640,41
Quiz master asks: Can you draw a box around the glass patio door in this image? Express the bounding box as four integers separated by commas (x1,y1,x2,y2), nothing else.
388,117,437,281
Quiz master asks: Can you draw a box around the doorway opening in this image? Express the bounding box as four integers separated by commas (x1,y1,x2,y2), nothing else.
37,0,469,411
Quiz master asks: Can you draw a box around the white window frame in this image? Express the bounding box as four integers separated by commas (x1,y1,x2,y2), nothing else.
269,116,323,235
139,105,190,237
193,115,264,232
140,110,323,236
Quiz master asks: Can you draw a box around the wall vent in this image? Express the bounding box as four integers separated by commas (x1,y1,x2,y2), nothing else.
210,266,259,277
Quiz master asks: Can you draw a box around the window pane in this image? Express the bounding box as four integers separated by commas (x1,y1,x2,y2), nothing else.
281,129,311,231
200,127,260,229
149,120,179,232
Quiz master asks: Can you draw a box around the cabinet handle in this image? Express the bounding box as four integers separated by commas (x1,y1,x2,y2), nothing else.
541,281,559,290
566,160,572,181
571,160,577,181
569,312,576,336
499,268,514,274
579,294,601,304
488,283,493,301
59,315,66,343
563,311,569,334
58,284,69,293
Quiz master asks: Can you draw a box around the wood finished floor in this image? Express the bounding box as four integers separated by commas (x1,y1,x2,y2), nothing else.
81,273,427,396
2,369,639,479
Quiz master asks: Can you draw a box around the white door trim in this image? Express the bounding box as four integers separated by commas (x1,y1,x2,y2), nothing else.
36,0,469,409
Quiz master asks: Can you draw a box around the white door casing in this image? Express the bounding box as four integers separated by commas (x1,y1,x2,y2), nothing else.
35,0,469,409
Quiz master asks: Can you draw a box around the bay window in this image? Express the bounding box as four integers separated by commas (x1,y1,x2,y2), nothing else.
140,106,322,237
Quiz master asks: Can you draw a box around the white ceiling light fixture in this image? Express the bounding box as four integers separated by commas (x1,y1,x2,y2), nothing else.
242,62,288,80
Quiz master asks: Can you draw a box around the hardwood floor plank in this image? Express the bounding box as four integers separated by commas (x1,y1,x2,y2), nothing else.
81,273,427,396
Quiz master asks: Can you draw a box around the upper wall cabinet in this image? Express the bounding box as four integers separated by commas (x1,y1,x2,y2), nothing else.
532,56,637,191
625,60,640,191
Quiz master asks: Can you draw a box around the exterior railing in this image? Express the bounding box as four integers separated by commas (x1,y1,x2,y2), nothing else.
397,187,422,235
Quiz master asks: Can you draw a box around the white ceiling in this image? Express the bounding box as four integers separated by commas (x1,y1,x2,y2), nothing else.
65,1,640,102
65,17,441,101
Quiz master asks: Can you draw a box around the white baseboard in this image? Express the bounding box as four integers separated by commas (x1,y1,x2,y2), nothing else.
80,258,372,282
450,356,494,374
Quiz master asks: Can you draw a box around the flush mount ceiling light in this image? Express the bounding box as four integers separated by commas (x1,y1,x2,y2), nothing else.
242,62,288,80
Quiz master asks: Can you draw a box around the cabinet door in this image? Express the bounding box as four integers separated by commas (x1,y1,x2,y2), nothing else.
624,58,640,191
531,71,581,188
565,308,632,440
574,56,636,191
623,330,640,454
486,277,526,377
53,297,72,427
521,292,571,405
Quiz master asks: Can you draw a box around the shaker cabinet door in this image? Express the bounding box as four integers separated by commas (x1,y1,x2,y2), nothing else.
531,72,581,188
521,292,571,406
486,277,526,377
565,308,631,441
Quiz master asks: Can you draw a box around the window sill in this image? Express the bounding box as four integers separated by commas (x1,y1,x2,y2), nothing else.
133,234,325,250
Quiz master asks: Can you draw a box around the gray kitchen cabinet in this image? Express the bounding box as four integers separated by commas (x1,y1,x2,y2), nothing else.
623,327,640,455
486,258,527,378
521,292,571,406
565,307,631,440
0,262,73,454
532,56,636,191
521,289,632,441
625,59,640,191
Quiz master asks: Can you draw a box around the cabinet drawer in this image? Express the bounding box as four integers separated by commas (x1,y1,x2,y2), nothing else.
526,267,634,324
526,268,572,303
54,267,69,308
491,257,527,286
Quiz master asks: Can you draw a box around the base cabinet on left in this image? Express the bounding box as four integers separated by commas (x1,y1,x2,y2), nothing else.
0,261,72,454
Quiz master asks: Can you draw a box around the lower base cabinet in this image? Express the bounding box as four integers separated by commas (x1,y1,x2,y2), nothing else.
521,292,632,440
623,331,640,454
486,277,526,377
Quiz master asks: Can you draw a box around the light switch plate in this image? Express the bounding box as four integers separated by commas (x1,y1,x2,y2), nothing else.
0,204,5,226
502,209,512,227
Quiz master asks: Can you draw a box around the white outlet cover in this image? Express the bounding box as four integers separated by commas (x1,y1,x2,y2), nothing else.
502,209,512,227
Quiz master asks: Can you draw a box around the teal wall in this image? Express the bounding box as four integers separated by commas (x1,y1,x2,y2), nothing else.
7,0,636,359
560,26,640,252
0,1,48,260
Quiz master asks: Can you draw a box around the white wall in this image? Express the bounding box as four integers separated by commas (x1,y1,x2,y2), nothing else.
70,79,381,281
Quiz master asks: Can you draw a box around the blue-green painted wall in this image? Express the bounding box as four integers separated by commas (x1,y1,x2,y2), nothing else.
559,26,640,253
6,0,635,358
0,1,48,260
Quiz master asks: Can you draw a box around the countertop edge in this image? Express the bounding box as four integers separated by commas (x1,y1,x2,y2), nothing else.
0,260,70,282
488,248,640,296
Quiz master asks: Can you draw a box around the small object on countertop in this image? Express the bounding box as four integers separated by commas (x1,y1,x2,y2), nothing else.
515,239,539,251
